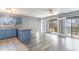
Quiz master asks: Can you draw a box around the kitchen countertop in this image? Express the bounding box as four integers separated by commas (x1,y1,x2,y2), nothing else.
17,28,31,31
0,27,31,30
0,24,31,30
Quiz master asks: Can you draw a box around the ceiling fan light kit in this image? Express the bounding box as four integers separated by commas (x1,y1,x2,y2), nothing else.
0,8,16,13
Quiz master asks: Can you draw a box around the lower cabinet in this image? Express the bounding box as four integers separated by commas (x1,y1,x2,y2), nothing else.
18,29,31,44
0,28,31,44
0,29,16,39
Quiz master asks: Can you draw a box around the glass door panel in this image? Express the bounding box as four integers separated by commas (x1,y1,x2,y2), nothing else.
65,18,71,36
49,19,58,33
59,19,65,35
72,18,79,38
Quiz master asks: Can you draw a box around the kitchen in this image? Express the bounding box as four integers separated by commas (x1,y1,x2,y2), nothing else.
0,11,32,50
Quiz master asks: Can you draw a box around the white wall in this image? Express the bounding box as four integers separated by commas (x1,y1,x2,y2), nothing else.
22,16,41,33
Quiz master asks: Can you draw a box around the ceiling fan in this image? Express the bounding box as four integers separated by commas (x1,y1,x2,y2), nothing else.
41,8,54,16
41,8,58,16
48,8,54,15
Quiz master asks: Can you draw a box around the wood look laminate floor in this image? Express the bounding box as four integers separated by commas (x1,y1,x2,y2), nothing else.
0,37,29,51
0,32,79,51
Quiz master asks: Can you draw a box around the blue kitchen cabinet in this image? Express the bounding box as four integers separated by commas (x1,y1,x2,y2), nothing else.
6,29,16,37
18,29,31,44
0,29,16,39
0,16,15,25
16,16,22,24
0,29,6,39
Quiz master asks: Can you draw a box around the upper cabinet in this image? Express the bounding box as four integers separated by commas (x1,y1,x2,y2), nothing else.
0,16,22,25
0,16,16,25
15,16,22,24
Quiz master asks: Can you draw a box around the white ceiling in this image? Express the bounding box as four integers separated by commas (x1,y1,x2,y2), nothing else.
1,8,79,18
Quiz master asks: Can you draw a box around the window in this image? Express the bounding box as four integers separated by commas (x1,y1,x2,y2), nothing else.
49,19,58,33
71,17,79,38
66,17,79,38
65,18,71,36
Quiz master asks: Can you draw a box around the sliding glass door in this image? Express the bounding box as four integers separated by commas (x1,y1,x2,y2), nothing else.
59,17,79,38
46,16,79,39
49,19,58,33
66,17,79,38
59,19,65,35
71,17,79,38
65,18,72,37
